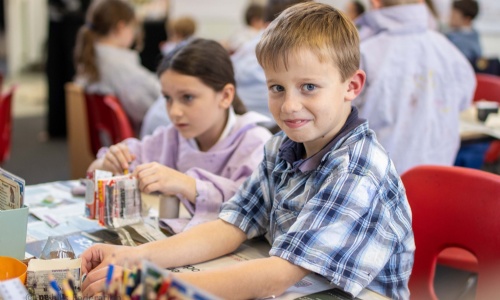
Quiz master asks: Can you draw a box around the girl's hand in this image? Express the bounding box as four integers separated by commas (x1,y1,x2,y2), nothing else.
101,143,136,174
134,162,197,202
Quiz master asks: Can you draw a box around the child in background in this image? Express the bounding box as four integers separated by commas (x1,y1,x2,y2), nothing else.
355,0,475,174
160,16,197,56
141,16,197,138
74,0,161,134
225,3,265,54
88,38,272,232
446,0,482,64
425,0,440,30
345,0,365,21
81,3,414,299
232,0,309,120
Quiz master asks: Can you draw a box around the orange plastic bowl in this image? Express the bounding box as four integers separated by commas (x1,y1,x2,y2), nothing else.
0,256,27,284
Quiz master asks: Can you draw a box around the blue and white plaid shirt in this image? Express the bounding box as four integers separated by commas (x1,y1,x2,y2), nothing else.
220,108,415,299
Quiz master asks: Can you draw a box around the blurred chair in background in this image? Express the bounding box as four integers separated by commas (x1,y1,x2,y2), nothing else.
0,86,16,164
85,93,134,157
473,73,500,104
474,57,500,77
455,73,500,169
64,82,94,179
402,165,500,299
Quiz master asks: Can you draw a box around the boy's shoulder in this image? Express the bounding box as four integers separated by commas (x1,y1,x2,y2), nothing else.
324,124,395,180
264,122,395,180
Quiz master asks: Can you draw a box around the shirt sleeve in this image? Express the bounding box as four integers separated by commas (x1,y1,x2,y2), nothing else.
96,126,178,171
182,128,272,226
218,137,277,239
268,171,410,297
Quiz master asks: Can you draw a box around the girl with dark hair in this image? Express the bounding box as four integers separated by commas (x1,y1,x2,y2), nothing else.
74,0,161,133
88,38,272,232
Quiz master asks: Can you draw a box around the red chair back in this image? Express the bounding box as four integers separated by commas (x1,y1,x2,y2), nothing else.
402,165,500,300
0,86,16,164
85,94,134,155
472,74,500,163
473,73,500,103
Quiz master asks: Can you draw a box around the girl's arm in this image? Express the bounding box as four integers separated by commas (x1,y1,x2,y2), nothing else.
182,126,271,208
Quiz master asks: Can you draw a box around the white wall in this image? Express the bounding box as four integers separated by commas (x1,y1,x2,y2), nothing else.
4,0,500,75
5,0,48,76
168,0,355,41
169,0,500,57
169,0,250,41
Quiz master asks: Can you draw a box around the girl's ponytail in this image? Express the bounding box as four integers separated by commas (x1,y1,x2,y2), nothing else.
74,26,99,82
231,95,247,115
74,0,135,83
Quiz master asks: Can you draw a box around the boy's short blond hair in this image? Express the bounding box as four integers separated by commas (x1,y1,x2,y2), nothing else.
256,2,359,82
168,16,196,39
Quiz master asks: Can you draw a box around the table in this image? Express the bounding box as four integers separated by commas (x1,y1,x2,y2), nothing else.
172,239,389,300
460,106,500,141
23,181,389,300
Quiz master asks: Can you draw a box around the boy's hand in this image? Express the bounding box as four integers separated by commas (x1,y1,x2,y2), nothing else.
80,244,135,295
102,143,136,174
134,162,197,203
82,264,124,297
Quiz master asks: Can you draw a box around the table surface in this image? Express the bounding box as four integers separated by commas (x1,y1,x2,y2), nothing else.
460,106,500,140
24,181,389,300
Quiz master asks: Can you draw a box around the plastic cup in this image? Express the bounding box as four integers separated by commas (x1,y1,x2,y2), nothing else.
0,256,27,284
40,236,76,260
158,195,180,219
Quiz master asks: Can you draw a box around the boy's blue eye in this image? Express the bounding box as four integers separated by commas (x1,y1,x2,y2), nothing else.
303,84,316,91
270,85,285,93
164,95,172,102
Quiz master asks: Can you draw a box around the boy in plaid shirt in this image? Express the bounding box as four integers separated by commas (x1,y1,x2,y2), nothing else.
82,2,415,299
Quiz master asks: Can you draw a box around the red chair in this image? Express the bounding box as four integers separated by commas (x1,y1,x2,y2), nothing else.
402,166,500,299
85,94,134,156
0,86,16,164
473,74,500,163
473,73,500,103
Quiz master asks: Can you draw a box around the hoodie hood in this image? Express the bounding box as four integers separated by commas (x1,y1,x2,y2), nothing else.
359,3,428,37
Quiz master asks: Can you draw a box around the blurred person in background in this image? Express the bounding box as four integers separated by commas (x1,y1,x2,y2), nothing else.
74,0,161,134
354,0,475,174
160,16,196,56
345,0,365,22
445,0,482,65
45,0,91,139
231,0,311,120
224,3,265,54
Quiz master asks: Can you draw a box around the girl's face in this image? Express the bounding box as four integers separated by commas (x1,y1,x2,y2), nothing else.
115,20,137,48
160,69,233,151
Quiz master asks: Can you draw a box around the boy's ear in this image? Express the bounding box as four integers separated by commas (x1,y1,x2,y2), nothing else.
344,70,366,102
218,83,235,109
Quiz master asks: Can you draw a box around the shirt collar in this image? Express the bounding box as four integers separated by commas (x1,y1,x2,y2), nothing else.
187,107,236,150
278,106,365,172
